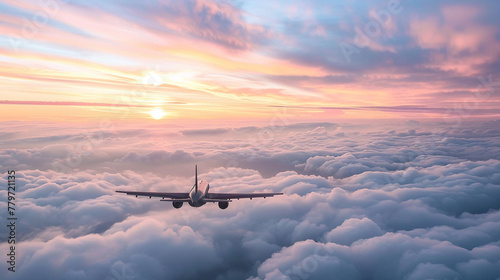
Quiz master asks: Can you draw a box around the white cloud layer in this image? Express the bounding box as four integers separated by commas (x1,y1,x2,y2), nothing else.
1,120,500,279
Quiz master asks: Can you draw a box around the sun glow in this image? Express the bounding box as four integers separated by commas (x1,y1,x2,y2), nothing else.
149,108,165,120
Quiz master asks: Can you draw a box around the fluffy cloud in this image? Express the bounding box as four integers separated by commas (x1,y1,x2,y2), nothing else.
1,120,500,279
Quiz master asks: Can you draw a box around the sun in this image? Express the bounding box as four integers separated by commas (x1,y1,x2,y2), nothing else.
149,108,165,120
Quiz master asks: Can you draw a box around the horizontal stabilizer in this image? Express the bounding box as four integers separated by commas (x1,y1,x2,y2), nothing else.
204,198,233,203
160,199,192,202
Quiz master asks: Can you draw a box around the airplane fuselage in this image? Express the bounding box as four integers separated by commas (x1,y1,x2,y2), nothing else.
188,179,209,207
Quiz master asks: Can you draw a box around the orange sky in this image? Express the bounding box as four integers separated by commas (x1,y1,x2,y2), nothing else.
1,0,499,122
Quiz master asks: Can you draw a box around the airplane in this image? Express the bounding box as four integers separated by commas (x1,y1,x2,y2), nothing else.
116,165,283,209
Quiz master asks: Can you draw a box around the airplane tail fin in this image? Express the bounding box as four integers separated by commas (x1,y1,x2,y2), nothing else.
195,164,198,193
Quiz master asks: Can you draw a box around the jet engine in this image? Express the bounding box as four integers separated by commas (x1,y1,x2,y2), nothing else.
218,201,229,209
172,201,183,209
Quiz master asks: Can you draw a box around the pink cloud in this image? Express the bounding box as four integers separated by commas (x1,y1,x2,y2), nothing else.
409,4,500,75
0,100,151,107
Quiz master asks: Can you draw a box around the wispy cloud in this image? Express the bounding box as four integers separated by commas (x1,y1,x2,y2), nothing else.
0,100,153,107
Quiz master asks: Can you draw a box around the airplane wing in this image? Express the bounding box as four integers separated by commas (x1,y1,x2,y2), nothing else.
207,192,283,200
115,191,189,199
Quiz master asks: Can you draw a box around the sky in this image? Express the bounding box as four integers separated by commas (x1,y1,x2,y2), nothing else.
1,0,500,279
0,0,499,122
